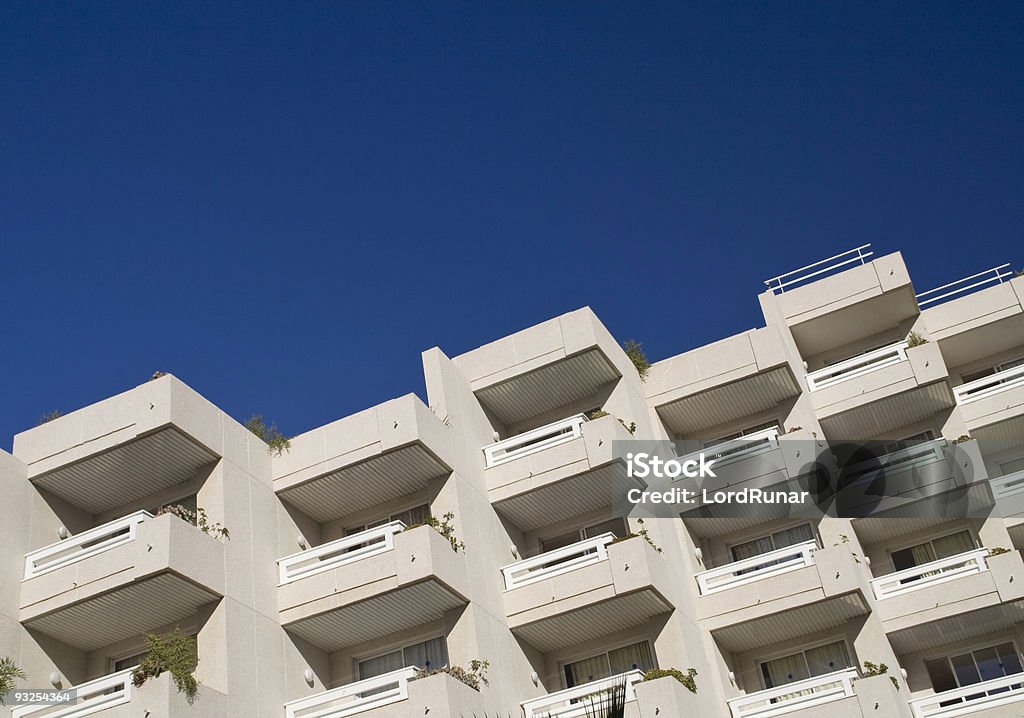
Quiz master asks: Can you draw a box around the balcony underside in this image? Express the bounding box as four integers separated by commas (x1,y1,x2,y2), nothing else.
818,382,955,439
493,463,643,532
30,427,217,514
682,504,797,540
278,445,450,523
887,600,1024,655
974,414,1024,445
789,285,919,356
284,580,467,652
23,572,220,651
852,517,953,545
475,349,620,426
655,366,801,436
711,593,870,653
510,589,672,653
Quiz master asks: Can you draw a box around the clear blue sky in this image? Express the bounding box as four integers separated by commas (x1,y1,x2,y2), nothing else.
2,2,1022,449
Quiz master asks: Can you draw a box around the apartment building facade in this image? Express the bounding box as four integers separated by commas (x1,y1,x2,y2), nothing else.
1,245,1023,718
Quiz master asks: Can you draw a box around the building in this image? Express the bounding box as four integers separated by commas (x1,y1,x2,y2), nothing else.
1,245,1023,718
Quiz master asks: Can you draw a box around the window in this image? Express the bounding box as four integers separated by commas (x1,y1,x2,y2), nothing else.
962,357,1024,385
924,642,1024,700
760,640,852,690
890,530,974,574
880,431,935,456
114,651,146,673
999,457,1024,476
703,422,780,449
346,504,430,536
563,641,655,688
358,636,448,680
540,517,629,553
728,524,816,574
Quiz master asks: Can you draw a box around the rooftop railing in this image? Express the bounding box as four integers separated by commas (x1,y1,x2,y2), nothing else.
695,540,817,595
284,667,418,718
11,669,133,718
521,670,643,718
24,511,152,580
483,414,588,468
278,521,405,584
916,263,1014,308
870,547,989,600
805,341,909,391
764,244,874,294
954,363,1024,405
909,671,1024,718
501,533,615,590
728,668,858,718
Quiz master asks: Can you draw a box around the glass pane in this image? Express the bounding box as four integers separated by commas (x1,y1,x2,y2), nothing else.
566,655,611,687
804,641,851,677
999,457,1024,475
892,543,936,571
996,643,1023,675
359,650,403,679
608,641,655,674
925,658,958,693
404,637,448,671
541,530,581,553
761,653,810,688
772,524,815,549
951,652,982,687
584,518,629,539
931,531,974,560
974,647,1003,683
731,536,775,562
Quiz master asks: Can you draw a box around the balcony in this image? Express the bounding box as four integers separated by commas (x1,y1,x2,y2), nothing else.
274,395,453,523
284,669,482,718
908,672,1024,718
953,364,1024,430
484,414,641,532
278,524,469,652
990,470,1024,519
869,548,1024,634
11,375,225,514
450,307,628,427
10,669,228,718
807,341,953,439
521,670,642,718
645,327,801,437
698,544,872,653
759,247,918,357
503,535,672,653
728,668,859,718
19,513,225,651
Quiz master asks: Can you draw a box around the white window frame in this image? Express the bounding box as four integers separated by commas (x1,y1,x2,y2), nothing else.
558,638,657,690
885,527,978,572
725,522,818,563
753,636,855,691
922,638,1024,691
354,634,449,678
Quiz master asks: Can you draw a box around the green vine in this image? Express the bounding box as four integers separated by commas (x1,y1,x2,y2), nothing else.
415,659,489,691
643,667,697,693
610,518,663,553
244,415,292,456
906,331,928,347
406,512,465,552
157,505,230,541
623,340,651,381
131,628,199,704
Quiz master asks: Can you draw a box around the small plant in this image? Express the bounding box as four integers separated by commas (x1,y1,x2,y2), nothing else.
863,661,888,676
906,331,928,347
623,340,651,382
36,410,63,425
786,426,803,433
131,628,199,704
642,667,697,693
989,547,1012,556
415,659,489,691
618,418,637,435
0,656,27,703
244,415,292,457
582,675,627,718
149,371,167,381
952,435,973,444
611,518,663,554
407,512,465,552
157,505,230,541
588,409,610,420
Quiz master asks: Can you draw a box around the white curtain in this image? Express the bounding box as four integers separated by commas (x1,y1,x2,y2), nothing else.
358,650,404,680
403,636,448,671
608,641,655,674
566,655,610,687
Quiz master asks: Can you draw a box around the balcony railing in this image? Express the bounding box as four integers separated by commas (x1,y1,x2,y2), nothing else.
695,540,817,595
284,667,417,718
23,511,152,580
764,244,874,295
502,533,615,590
278,521,405,584
870,548,989,600
686,427,782,469
728,668,858,718
954,363,1024,405
522,670,643,718
806,341,909,392
11,668,133,718
916,263,1014,308
990,470,1024,501
841,439,948,490
909,671,1024,718
483,414,588,468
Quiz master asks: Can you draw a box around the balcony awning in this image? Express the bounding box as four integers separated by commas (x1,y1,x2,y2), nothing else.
818,381,955,439
887,600,1024,655
711,593,870,653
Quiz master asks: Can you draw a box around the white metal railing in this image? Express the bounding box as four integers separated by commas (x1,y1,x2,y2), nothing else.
278,521,405,584
842,439,948,487
909,671,1024,718
696,540,817,595
23,511,152,580
687,427,782,469
728,668,858,718
764,244,874,294
483,414,588,467
954,363,1024,405
871,547,990,600
502,533,615,590
11,668,133,718
284,667,417,718
522,670,643,718
806,341,909,391
991,470,1024,501
916,263,1014,308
